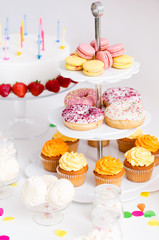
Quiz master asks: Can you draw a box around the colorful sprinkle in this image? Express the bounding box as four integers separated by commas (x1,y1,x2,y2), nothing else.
55,229,67,237
0,236,9,240
137,203,145,212
10,183,17,187
148,219,159,226
124,211,132,218
3,217,15,221
49,124,56,127
132,211,144,217
140,192,150,197
0,208,4,216
144,210,156,218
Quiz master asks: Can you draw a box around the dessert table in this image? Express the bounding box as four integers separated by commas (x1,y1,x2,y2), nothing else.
0,83,159,240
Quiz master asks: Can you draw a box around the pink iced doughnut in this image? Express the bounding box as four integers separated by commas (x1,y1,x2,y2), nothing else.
102,87,141,107
64,88,96,107
62,104,104,131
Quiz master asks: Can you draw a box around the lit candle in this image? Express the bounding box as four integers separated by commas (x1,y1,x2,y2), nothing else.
24,14,27,36
6,18,9,40
3,28,9,60
60,26,66,49
17,32,22,56
21,20,24,41
0,23,2,44
56,20,60,43
37,34,41,59
20,26,23,48
41,30,44,51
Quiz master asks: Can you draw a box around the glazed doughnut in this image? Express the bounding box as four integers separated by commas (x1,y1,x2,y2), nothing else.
102,87,141,107
64,88,96,107
104,101,145,129
62,104,104,131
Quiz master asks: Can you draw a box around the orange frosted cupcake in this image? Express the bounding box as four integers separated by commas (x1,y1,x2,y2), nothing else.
87,140,109,148
117,128,143,153
93,156,125,187
124,147,154,182
57,152,88,187
53,130,79,152
41,139,68,172
135,135,159,166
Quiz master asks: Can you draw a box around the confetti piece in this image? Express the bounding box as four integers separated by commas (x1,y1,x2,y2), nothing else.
10,183,17,187
144,210,156,218
148,219,159,226
0,208,4,216
124,211,132,218
3,217,15,221
140,192,150,197
0,236,9,240
55,229,67,237
49,124,56,127
132,211,144,217
137,203,145,212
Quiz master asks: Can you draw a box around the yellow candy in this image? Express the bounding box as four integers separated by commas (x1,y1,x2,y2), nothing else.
10,183,17,187
148,219,159,226
3,217,15,221
140,192,150,197
55,229,67,237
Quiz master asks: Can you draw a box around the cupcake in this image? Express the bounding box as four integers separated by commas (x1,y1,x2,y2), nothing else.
135,135,159,166
41,139,68,172
117,128,143,153
53,130,79,152
57,152,88,187
93,156,125,187
87,140,109,148
124,147,154,182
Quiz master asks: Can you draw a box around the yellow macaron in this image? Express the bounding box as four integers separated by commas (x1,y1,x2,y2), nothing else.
65,55,87,71
112,55,133,69
83,60,104,76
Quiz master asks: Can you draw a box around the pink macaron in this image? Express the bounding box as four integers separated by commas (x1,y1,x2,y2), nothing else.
107,44,125,58
96,50,113,69
76,43,95,59
90,38,109,51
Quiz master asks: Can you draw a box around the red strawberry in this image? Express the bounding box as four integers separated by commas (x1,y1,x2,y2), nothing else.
71,79,78,84
56,75,71,88
12,82,28,98
45,79,60,93
28,80,44,96
0,84,12,97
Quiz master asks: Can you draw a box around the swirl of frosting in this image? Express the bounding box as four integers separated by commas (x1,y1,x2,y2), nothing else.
125,147,154,166
105,100,145,120
135,135,159,152
59,152,87,171
41,139,68,157
0,156,19,183
94,156,123,175
127,128,143,139
21,176,47,207
62,104,104,124
0,141,16,160
53,130,77,142
64,88,96,107
102,87,141,105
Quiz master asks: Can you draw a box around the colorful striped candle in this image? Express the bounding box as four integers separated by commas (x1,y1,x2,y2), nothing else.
56,20,60,42
41,30,44,51
24,14,28,36
3,28,9,60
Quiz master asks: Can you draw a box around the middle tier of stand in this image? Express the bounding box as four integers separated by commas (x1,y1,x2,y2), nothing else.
48,106,151,140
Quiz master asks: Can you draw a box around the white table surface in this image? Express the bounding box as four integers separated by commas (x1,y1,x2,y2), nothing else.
0,83,159,240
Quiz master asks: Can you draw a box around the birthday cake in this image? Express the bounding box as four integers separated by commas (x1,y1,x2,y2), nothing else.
0,34,70,86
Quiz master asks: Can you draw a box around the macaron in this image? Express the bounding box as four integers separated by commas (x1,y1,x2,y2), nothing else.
90,38,109,51
65,55,87,71
83,60,104,76
112,55,133,69
96,50,113,69
76,43,95,60
107,44,125,58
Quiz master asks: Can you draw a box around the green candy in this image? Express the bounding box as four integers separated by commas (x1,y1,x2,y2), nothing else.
144,210,156,218
124,211,132,218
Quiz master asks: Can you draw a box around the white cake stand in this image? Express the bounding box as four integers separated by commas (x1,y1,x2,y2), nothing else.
0,82,76,140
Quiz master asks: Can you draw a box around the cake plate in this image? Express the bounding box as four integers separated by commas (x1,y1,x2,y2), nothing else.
0,82,76,140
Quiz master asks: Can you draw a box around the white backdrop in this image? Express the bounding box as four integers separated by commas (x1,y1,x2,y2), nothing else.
0,0,159,136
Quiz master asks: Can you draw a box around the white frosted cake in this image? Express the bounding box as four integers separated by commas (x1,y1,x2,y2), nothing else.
0,34,70,85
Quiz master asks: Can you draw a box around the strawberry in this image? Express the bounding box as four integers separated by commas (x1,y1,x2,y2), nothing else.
12,82,28,98
71,79,78,84
56,75,71,88
45,79,60,93
28,80,44,96
0,84,12,97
